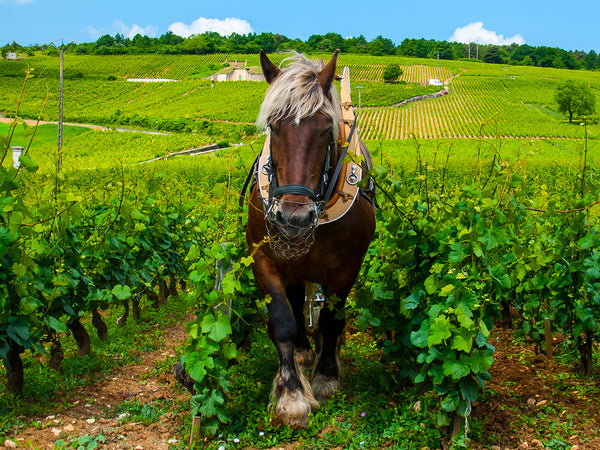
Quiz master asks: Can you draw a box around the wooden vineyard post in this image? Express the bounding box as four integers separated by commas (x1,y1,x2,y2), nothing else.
189,416,201,446
544,317,553,360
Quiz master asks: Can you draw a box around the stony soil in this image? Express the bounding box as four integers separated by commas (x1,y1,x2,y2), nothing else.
2,319,190,450
471,329,600,450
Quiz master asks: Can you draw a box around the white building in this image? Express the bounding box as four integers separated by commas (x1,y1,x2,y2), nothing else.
206,67,265,82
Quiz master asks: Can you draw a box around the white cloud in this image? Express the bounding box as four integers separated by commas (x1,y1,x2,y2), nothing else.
449,22,525,46
0,0,35,3
87,26,101,39
168,17,253,38
87,21,158,40
113,20,158,39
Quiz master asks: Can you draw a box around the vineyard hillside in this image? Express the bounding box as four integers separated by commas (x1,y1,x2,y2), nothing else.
2,53,597,143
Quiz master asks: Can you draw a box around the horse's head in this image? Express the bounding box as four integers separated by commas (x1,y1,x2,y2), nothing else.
257,50,340,247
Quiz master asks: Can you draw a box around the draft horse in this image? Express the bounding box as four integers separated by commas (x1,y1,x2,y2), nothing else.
245,50,376,428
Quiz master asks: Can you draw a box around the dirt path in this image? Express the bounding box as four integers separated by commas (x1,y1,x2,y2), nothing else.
4,316,600,449
4,319,192,449
0,117,170,135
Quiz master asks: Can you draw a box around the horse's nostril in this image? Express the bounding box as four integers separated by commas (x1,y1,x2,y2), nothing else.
304,209,316,226
274,209,286,226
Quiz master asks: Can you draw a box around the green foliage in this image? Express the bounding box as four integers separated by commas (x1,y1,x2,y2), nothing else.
0,76,213,395
6,32,597,72
183,228,260,435
350,133,600,442
113,399,171,425
483,46,504,64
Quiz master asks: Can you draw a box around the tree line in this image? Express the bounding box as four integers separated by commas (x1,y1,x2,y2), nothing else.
2,32,600,71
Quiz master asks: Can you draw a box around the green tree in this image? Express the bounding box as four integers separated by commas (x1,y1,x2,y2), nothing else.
367,35,396,56
382,64,403,83
159,31,184,46
555,80,596,123
255,32,278,53
483,45,504,64
346,35,368,53
584,50,598,70
95,34,116,49
510,44,536,65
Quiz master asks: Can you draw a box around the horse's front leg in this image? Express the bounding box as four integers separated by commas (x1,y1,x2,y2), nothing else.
311,286,349,403
287,282,316,372
267,289,318,428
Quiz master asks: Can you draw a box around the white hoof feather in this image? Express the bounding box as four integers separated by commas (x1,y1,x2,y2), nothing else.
311,373,340,402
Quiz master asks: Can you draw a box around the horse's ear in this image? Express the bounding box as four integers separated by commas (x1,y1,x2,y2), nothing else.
318,49,339,95
260,49,281,84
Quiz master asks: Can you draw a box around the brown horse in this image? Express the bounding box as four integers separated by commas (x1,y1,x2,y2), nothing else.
245,50,376,428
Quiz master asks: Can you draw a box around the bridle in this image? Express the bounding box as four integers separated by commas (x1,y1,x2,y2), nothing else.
261,125,334,223
261,119,358,225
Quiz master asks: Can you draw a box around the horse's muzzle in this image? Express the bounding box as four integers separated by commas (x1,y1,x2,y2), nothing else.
269,198,318,237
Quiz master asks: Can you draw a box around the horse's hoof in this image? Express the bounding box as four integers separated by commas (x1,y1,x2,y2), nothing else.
271,387,316,429
294,348,316,372
311,373,340,402
271,412,310,429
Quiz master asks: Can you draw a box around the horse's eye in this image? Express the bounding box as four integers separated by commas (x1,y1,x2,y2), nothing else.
269,123,280,135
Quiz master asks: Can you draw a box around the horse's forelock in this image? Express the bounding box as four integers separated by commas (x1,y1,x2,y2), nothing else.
257,54,340,137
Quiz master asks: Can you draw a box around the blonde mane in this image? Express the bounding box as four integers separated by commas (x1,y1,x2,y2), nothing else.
257,53,341,137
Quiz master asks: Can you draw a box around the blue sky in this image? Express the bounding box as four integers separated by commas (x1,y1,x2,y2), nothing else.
1,0,598,52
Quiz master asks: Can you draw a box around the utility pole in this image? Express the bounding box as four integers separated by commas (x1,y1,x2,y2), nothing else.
437,52,440,80
58,43,64,167
48,38,78,168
